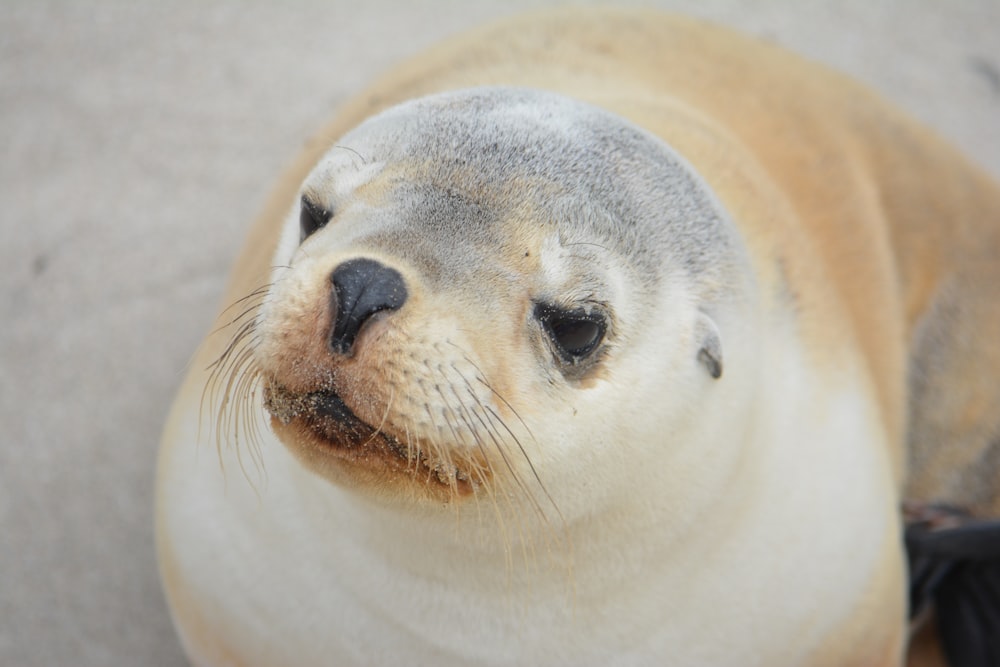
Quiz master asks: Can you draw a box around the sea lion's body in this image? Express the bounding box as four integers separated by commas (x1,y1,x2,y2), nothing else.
156,10,1000,666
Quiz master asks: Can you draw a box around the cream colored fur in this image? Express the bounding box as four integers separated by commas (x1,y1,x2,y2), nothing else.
157,9,1000,666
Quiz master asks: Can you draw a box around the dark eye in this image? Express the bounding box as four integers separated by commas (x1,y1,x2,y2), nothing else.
535,303,607,364
299,196,332,242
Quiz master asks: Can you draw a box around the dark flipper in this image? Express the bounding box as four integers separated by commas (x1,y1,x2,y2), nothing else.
906,504,1000,667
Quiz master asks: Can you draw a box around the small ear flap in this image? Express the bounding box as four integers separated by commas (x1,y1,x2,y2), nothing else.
696,312,723,379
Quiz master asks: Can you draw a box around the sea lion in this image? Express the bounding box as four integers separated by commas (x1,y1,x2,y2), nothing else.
156,9,1000,666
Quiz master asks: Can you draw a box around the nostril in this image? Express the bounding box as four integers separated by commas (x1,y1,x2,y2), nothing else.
329,258,408,355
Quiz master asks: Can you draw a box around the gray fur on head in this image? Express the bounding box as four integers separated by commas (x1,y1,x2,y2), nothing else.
305,87,746,314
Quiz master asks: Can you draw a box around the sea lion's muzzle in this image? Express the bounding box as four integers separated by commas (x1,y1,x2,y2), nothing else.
257,253,482,493
260,255,410,448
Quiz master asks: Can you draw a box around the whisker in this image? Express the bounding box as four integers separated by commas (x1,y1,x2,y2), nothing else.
441,342,556,512
446,343,539,444
201,323,256,440
419,368,461,494
213,284,271,322
433,382,476,479
561,241,611,252
447,344,575,589
196,284,271,488
454,377,538,514
359,387,394,449
333,144,369,168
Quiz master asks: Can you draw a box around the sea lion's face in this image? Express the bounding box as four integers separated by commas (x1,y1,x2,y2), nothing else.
252,88,739,514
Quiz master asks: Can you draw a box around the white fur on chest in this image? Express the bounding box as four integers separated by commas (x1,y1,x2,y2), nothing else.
158,320,900,667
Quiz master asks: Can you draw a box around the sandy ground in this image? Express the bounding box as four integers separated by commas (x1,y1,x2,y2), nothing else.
2,1,998,665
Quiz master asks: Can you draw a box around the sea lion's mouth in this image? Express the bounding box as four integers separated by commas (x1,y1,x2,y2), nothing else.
263,382,403,454
262,381,477,493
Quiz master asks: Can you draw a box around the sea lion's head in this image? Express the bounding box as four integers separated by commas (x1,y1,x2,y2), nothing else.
237,88,751,517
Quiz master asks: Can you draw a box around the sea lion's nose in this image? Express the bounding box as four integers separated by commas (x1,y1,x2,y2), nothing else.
329,258,408,355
